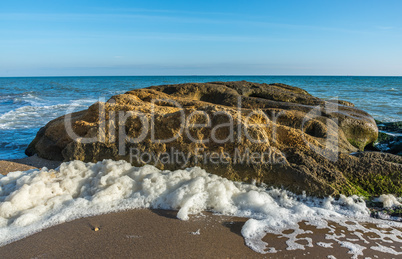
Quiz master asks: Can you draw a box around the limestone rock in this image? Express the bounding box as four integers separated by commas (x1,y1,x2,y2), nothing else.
26,81,401,196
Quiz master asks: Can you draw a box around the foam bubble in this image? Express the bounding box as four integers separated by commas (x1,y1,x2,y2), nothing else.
377,194,402,208
371,243,402,255
317,242,333,248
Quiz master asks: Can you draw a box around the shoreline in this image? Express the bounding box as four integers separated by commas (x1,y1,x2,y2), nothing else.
0,208,400,258
1,159,402,258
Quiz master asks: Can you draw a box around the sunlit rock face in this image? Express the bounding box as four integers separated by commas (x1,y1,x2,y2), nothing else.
26,81,402,196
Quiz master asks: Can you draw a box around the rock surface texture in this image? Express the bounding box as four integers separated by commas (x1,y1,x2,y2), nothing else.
26,81,402,196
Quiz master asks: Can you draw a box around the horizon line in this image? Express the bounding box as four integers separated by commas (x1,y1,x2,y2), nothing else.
1,74,402,78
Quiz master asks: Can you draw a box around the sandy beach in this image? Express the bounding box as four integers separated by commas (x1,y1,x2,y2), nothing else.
1,155,61,175
0,208,399,258
7,155,62,170
0,161,35,175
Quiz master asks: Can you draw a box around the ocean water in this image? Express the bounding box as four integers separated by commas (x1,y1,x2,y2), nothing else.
0,76,401,159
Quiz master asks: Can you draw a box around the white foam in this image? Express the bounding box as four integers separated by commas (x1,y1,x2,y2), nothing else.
377,194,402,208
1,160,402,258
340,241,366,258
370,243,402,255
317,242,333,248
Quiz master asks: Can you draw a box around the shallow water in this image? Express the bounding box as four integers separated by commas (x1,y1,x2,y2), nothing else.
0,76,401,159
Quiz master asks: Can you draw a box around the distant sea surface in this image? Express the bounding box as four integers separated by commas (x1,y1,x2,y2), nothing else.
0,76,401,159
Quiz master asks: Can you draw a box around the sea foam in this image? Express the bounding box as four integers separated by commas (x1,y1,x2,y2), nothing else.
1,160,402,257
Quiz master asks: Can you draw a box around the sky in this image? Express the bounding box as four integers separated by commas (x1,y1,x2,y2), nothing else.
1,0,402,76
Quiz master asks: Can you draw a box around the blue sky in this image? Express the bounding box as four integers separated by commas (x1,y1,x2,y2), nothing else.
1,0,402,76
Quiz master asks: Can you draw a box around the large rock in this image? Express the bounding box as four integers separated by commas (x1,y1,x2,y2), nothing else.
26,81,402,196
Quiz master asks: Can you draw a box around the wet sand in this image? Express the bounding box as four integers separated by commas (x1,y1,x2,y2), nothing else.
1,155,62,175
0,161,36,175
8,155,62,169
0,209,400,258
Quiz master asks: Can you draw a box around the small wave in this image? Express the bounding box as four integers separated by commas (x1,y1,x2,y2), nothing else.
106,90,127,97
0,142,29,160
0,92,45,108
0,101,92,130
12,93,44,106
0,141,28,150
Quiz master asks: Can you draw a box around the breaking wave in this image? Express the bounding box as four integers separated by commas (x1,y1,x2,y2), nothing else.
0,100,95,130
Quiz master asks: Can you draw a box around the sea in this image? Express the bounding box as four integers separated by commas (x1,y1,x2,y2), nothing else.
1,76,402,256
0,76,401,160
